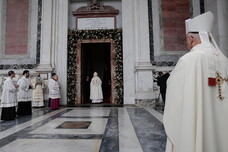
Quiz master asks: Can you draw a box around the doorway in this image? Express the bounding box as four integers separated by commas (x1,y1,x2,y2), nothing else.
81,43,111,104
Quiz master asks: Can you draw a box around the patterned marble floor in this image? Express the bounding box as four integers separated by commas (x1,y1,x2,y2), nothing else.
0,106,166,152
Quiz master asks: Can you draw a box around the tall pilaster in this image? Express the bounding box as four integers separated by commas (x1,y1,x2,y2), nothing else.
134,0,154,101
54,0,68,105
122,0,155,105
37,0,53,71
122,0,136,104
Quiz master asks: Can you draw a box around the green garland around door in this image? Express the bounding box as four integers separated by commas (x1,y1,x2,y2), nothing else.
67,29,123,105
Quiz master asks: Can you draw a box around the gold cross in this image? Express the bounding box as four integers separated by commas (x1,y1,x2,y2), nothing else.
216,71,226,101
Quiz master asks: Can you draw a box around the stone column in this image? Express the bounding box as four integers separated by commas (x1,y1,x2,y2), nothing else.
122,0,155,105
134,0,155,105
37,0,53,71
122,0,136,104
54,0,68,105
38,0,68,105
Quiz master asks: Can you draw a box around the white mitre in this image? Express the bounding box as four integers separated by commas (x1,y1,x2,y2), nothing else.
185,11,226,86
185,11,219,49
185,11,214,34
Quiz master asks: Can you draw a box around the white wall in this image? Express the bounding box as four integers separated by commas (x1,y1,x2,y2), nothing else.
205,0,228,57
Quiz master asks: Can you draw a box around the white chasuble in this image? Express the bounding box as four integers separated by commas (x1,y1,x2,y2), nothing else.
90,76,103,103
1,77,17,107
31,76,45,107
17,76,32,102
163,44,228,152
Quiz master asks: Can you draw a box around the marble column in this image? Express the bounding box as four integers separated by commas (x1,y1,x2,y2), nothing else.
37,0,68,105
122,0,136,104
134,0,154,101
122,0,155,105
54,0,68,105
37,0,53,71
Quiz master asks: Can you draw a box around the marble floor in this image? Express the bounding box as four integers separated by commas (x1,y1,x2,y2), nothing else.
0,106,166,152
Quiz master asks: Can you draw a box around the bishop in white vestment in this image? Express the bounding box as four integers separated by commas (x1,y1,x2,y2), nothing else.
90,72,103,103
163,12,228,152
17,70,32,116
31,72,45,107
1,71,18,120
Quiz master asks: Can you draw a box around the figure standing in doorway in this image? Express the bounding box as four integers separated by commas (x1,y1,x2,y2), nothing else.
90,72,103,103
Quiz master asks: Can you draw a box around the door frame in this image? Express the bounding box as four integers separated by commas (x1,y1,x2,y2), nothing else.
75,39,116,104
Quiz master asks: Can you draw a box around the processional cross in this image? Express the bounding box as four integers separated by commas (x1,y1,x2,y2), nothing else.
215,71,228,101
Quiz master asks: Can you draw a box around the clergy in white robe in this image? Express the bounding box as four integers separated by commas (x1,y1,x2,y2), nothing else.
1,71,18,120
48,73,60,110
163,11,228,152
17,70,32,116
90,72,103,103
31,72,45,107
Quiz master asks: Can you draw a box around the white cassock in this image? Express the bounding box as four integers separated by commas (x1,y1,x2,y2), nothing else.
48,79,60,99
1,77,17,108
90,76,103,103
17,76,32,102
31,76,45,107
163,44,228,152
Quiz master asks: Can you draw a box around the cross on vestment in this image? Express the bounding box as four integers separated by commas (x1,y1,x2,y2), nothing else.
215,71,228,101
